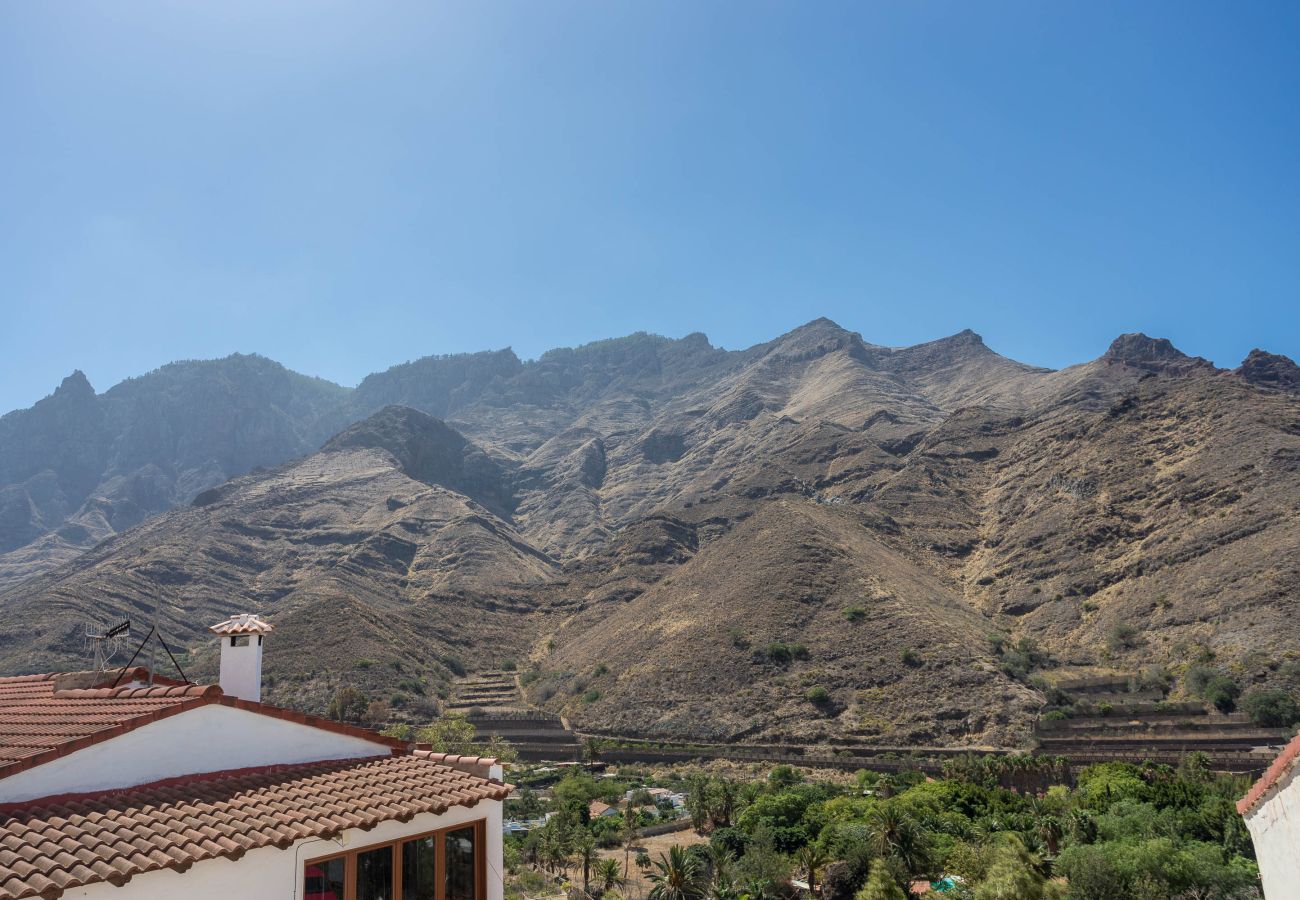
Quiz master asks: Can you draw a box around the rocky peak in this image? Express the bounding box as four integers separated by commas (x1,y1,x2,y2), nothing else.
1101,333,1215,374
53,370,96,402
766,318,865,362
869,328,1012,378
906,328,989,357
1234,349,1300,393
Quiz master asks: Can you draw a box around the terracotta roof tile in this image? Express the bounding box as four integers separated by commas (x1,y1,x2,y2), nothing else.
1237,729,1300,816
208,615,274,636
0,755,510,900
0,671,406,781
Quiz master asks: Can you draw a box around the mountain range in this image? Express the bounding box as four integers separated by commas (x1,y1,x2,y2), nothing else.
0,319,1296,747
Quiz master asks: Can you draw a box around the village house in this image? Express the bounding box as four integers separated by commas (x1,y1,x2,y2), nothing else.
586,800,618,819
0,614,510,900
1238,730,1300,899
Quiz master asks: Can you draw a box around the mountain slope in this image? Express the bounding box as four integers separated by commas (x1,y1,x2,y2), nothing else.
0,408,551,712
0,356,352,586
0,321,1296,747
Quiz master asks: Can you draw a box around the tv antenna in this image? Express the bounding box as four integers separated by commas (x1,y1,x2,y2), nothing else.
86,619,131,681
111,613,191,687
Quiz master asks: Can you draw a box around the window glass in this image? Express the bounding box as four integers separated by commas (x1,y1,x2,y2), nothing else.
357,845,394,900
402,835,438,900
445,826,477,900
305,857,345,900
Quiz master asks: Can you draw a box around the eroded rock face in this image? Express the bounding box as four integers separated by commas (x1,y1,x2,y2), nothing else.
0,322,1297,748
322,406,516,517
1234,349,1300,393
1101,333,1218,374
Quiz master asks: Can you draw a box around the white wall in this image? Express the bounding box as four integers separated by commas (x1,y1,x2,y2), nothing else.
0,704,393,803
62,799,505,900
1245,766,1300,900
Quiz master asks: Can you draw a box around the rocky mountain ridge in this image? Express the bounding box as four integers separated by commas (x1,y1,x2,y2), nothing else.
0,321,1295,747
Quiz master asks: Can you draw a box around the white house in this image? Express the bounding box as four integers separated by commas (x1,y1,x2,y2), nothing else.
0,614,511,900
1238,730,1300,899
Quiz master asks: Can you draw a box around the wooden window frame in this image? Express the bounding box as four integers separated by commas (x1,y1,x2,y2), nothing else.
304,818,486,900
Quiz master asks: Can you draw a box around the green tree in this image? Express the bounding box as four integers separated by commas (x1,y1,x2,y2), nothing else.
412,711,520,762
575,832,599,896
1055,845,1128,900
326,685,369,723
623,803,639,879
795,844,829,896
594,858,624,894
648,845,707,900
854,866,906,900
1203,674,1242,713
583,737,606,768
734,831,792,900
974,836,1048,900
865,806,930,881
768,764,803,789
1242,688,1300,726
685,772,712,831
709,778,740,829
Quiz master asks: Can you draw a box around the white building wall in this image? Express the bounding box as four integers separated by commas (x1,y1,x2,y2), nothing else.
0,704,393,803
1244,766,1300,900
61,800,505,900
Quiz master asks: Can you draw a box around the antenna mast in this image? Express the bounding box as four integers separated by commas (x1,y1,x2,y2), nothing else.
86,619,131,681
148,601,158,687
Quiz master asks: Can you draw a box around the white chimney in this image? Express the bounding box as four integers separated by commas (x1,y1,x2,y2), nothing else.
209,614,275,702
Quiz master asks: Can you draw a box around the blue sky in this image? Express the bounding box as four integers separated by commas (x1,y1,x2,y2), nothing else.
2,1,1297,413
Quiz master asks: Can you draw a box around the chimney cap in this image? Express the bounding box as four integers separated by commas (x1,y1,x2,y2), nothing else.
209,614,275,636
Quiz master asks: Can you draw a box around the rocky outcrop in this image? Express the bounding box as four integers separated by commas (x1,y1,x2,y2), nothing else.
1234,349,1300,393
322,406,515,517
1101,332,1218,374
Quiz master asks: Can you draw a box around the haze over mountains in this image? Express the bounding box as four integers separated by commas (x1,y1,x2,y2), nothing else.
0,319,1296,747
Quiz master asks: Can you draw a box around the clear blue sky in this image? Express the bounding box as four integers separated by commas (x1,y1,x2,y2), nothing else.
2,1,1297,413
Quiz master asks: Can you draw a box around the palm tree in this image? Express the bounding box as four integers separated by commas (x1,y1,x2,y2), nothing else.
710,778,739,829
866,807,930,882
623,804,640,879
648,845,706,900
1066,808,1097,844
707,851,739,900
794,845,828,895
595,858,625,895
584,737,605,770
576,833,600,896
1029,800,1063,858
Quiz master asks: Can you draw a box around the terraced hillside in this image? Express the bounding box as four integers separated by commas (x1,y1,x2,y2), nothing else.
449,672,581,762
1033,675,1289,773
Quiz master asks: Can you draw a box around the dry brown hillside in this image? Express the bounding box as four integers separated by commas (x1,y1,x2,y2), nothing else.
0,320,1295,747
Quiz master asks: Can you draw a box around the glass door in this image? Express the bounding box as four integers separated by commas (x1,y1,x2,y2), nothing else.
444,826,477,900
356,845,394,900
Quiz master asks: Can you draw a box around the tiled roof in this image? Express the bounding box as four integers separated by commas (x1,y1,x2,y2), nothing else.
208,614,274,636
1237,729,1300,816
412,750,502,779
0,754,512,900
0,671,405,781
